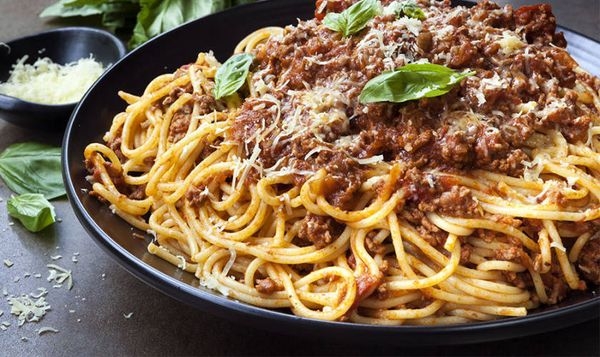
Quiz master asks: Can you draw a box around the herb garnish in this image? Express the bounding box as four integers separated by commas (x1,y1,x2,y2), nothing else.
214,53,254,100
7,193,57,233
323,0,381,37
0,142,65,199
394,0,426,20
359,63,475,104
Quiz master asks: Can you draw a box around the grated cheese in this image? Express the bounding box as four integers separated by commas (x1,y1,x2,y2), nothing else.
497,31,525,56
37,326,59,335
550,241,566,252
46,264,73,290
355,155,384,165
393,16,422,36
0,55,105,104
8,294,51,326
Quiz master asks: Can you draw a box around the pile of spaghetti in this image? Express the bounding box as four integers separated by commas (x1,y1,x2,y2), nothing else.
84,0,600,325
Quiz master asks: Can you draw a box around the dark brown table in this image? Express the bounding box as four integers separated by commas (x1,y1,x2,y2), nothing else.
0,0,598,355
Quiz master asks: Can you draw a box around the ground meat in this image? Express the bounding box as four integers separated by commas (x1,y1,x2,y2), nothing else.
185,185,208,207
195,94,217,115
86,159,145,201
495,244,532,269
502,271,533,290
168,104,192,143
255,277,283,294
316,152,364,210
297,213,342,249
513,4,564,46
106,132,125,162
577,238,600,286
460,243,474,264
365,234,386,255
168,94,216,143
419,185,480,217
416,31,433,52
542,265,570,304
128,184,147,200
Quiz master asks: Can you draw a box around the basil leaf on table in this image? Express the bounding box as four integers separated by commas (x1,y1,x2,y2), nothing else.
323,0,381,37
7,193,57,233
213,53,254,99
0,142,65,200
41,0,257,48
359,63,475,104
131,0,217,48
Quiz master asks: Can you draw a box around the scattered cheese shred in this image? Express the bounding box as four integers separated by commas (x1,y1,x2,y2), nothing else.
8,295,51,326
46,264,73,290
37,326,59,335
0,55,105,105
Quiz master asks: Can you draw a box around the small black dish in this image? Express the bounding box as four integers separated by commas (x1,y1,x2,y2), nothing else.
0,27,126,130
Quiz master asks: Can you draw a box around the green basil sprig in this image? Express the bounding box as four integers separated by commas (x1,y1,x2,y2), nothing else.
8,193,57,232
41,0,257,49
213,53,254,100
323,0,380,37
359,63,475,104
394,0,426,20
0,142,65,199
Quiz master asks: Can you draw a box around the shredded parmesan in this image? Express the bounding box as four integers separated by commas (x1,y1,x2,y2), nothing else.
355,155,384,165
550,241,566,252
37,326,59,335
8,295,51,326
497,31,525,55
46,264,73,290
0,55,105,104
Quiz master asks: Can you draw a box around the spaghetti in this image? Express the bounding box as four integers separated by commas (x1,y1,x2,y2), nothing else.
84,0,600,324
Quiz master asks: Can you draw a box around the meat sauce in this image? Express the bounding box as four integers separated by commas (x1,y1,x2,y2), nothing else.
231,0,600,297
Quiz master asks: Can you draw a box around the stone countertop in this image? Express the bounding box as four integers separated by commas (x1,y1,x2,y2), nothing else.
0,0,598,355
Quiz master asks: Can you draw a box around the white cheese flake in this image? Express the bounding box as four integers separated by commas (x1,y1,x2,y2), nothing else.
355,155,384,165
37,326,59,335
550,241,566,252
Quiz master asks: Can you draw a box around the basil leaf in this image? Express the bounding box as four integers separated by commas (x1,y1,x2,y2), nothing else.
213,53,254,99
323,0,380,37
0,142,65,200
130,0,219,48
41,0,256,49
359,63,475,104
40,0,106,17
7,194,56,233
396,0,426,20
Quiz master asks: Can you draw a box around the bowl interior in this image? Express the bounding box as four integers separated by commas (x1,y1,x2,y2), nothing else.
0,27,125,84
0,27,126,129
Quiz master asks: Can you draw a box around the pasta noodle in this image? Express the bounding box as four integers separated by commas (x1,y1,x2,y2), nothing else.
84,0,600,324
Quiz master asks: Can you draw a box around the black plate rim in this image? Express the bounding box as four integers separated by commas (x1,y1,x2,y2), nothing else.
62,0,600,345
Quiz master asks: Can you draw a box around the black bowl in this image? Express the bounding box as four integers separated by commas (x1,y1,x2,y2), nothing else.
0,27,126,130
63,0,600,345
